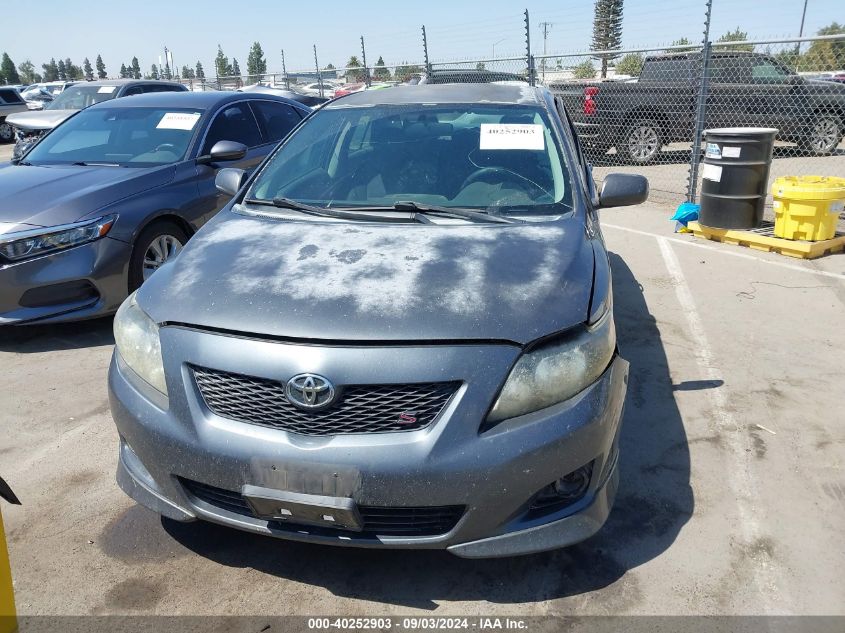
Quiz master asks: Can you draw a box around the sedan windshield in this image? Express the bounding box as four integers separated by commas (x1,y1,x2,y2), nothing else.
248,103,572,214
24,107,204,167
47,85,120,110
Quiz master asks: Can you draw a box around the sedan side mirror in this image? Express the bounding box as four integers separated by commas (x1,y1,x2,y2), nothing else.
198,140,248,165
598,173,649,208
215,168,248,196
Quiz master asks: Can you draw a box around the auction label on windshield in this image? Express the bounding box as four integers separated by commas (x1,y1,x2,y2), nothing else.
480,124,544,150
157,112,201,130
97,86,117,94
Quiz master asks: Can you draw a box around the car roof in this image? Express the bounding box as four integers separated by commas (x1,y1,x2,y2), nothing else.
326,82,543,107
87,90,310,111
73,79,186,88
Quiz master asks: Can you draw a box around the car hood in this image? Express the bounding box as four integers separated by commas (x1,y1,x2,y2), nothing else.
139,210,594,344
807,79,845,93
5,109,77,131
0,163,175,227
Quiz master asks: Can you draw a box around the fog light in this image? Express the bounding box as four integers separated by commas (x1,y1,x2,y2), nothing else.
530,462,594,512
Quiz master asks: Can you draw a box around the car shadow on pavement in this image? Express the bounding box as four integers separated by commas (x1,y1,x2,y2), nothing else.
0,317,114,352
160,253,693,609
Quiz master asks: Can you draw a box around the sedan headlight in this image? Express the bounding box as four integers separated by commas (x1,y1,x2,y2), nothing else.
113,292,167,395
0,215,116,262
487,308,616,424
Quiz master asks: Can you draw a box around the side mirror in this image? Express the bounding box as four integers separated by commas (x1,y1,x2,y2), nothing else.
598,173,649,208
197,140,248,165
215,168,247,196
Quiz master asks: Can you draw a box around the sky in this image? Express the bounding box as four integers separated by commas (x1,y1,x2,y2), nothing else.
2,0,842,77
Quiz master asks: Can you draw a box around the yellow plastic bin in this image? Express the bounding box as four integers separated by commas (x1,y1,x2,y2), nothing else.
771,176,845,241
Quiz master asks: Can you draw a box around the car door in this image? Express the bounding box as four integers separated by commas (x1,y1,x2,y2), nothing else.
194,101,266,224
706,55,756,130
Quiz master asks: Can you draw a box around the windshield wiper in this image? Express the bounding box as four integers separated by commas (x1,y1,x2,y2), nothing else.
71,161,121,167
393,201,522,224
244,197,429,224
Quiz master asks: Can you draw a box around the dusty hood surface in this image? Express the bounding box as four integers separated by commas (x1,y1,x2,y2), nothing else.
5,109,77,131
140,210,594,344
0,163,175,227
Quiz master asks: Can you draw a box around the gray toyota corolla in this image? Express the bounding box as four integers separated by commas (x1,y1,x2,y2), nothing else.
109,83,648,557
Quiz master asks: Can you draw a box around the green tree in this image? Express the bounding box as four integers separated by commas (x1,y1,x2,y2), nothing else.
119,63,128,79
591,0,624,78
325,63,336,70
231,58,241,76
573,59,596,79
373,55,390,80
195,61,205,80
802,22,845,71
246,41,266,81
214,45,229,77
716,27,754,52
667,37,696,53
65,58,83,80
1,53,20,84
130,57,141,79
42,58,59,81
345,55,365,81
614,52,644,76
83,57,94,81
182,65,195,79
57,59,67,80
394,62,423,82
17,59,39,84
475,62,487,71
150,63,159,80
96,54,107,79
162,62,172,80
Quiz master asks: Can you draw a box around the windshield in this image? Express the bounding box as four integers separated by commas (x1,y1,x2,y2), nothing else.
47,85,120,110
247,103,572,214
25,107,204,167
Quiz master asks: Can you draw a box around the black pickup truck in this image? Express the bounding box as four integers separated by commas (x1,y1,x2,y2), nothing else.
553,50,845,164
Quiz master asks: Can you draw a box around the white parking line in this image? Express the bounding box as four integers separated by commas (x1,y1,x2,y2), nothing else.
604,223,845,281
656,236,789,614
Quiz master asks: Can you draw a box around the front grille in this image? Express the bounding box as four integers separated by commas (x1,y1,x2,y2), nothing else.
180,478,464,537
192,366,458,436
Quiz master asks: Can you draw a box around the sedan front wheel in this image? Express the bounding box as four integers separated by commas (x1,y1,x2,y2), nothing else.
129,221,188,291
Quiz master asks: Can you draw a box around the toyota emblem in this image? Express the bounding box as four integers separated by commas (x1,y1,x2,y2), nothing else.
285,373,336,410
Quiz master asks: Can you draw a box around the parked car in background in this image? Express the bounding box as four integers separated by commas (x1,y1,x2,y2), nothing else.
0,91,310,324
553,50,845,163
7,79,188,160
0,88,28,143
108,83,648,557
332,82,365,98
238,83,329,107
296,82,337,97
19,81,78,110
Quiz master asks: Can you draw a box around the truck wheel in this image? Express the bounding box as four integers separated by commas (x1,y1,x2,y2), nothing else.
0,119,13,143
800,115,842,156
622,120,662,164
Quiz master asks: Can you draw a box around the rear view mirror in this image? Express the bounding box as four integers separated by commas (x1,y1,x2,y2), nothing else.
198,140,248,165
598,173,649,207
215,168,247,196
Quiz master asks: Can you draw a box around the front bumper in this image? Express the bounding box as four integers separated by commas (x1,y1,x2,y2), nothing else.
0,237,131,324
109,325,629,558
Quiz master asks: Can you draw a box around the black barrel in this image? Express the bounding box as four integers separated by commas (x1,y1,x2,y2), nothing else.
699,127,778,229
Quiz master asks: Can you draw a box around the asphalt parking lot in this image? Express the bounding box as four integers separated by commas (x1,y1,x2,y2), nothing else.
2,200,843,617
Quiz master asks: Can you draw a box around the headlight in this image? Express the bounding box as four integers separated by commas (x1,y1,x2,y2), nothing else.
487,308,616,424
0,215,116,262
113,292,167,395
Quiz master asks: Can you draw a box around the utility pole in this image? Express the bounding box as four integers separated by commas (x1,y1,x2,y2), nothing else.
313,45,323,98
796,0,809,57
538,21,553,81
422,25,431,75
281,49,288,88
361,35,370,87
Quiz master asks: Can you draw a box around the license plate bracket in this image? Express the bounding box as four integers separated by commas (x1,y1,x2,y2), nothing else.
241,484,363,531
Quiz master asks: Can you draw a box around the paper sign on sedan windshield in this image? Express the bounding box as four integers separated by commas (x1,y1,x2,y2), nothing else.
97,86,117,94
480,124,544,150
157,112,201,131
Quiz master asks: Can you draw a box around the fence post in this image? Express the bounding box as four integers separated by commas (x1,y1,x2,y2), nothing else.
361,36,371,87
422,25,431,75
524,9,535,86
686,0,713,203
313,45,323,98
281,49,289,89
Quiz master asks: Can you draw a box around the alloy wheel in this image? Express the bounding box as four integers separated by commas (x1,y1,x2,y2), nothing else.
809,117,840,154
142,234,183,281
627,125,660,162
0,122,13,142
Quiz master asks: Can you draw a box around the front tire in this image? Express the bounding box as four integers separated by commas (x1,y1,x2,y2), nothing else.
800,115,842,156
621,120,662,164
128,221,188,292
0,119,13,143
